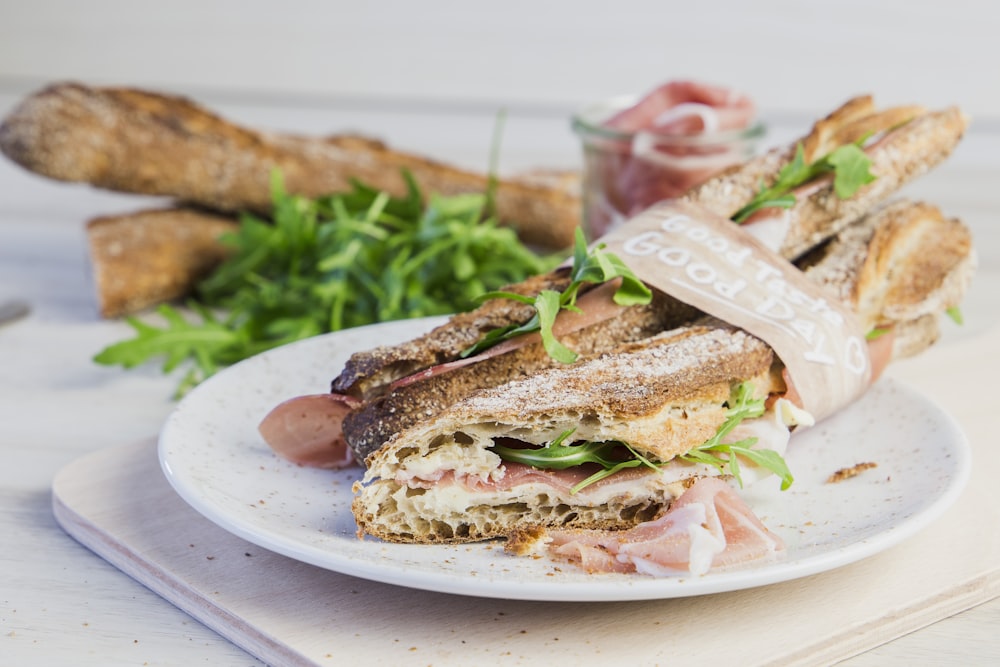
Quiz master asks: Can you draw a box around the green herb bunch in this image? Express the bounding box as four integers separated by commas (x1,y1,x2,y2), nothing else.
93,171,562,395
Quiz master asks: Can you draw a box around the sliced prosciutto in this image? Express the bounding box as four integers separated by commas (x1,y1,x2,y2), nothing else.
605,80,756,135
579,80,758,237
527,477,784,576
398,458,661,494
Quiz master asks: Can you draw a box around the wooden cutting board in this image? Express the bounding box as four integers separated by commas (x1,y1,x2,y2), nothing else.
52,425,999,667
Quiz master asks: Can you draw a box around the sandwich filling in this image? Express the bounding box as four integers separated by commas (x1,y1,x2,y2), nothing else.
352,384,811,545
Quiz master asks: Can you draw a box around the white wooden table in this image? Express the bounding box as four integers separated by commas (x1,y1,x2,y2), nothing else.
1,90,998,666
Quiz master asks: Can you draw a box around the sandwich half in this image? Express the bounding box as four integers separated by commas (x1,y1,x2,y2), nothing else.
350,199,973,547
352,321,793,543
256,96,974,572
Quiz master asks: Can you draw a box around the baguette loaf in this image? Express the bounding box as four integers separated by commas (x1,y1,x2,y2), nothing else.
86,207,238,317
0,82,581,249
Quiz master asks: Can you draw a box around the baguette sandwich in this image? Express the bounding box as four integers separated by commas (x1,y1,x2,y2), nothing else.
261,95,968,463
349,199,972,550
257,96,973,574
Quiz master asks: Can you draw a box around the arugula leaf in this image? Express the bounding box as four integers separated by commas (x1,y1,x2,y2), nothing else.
491,430,659,495
865,326,892,340
731,141,877,223
826,143,878,198
534,290,578,363
569,444,660,494
491,429,602,469
93,303,257,399
94,170,563,395
461,228,653,361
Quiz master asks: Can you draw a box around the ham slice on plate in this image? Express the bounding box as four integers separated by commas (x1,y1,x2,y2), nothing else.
536,477,784,576
258,393,360,468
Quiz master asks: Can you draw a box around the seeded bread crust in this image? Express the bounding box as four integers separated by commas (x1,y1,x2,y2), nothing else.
366,326,773,470
330,269,575,398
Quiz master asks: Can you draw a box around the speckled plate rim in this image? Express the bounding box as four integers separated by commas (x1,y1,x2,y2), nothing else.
158,317,971,602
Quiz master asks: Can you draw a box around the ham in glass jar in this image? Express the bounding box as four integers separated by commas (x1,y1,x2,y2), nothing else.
572,80,764,239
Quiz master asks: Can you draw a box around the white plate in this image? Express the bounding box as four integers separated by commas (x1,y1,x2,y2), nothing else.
158,317,971,602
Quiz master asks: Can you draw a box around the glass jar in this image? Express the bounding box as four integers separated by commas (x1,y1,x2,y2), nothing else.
572,95,765,240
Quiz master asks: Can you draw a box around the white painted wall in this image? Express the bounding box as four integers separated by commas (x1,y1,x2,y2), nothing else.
1,0,996,122
1,0,995,262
